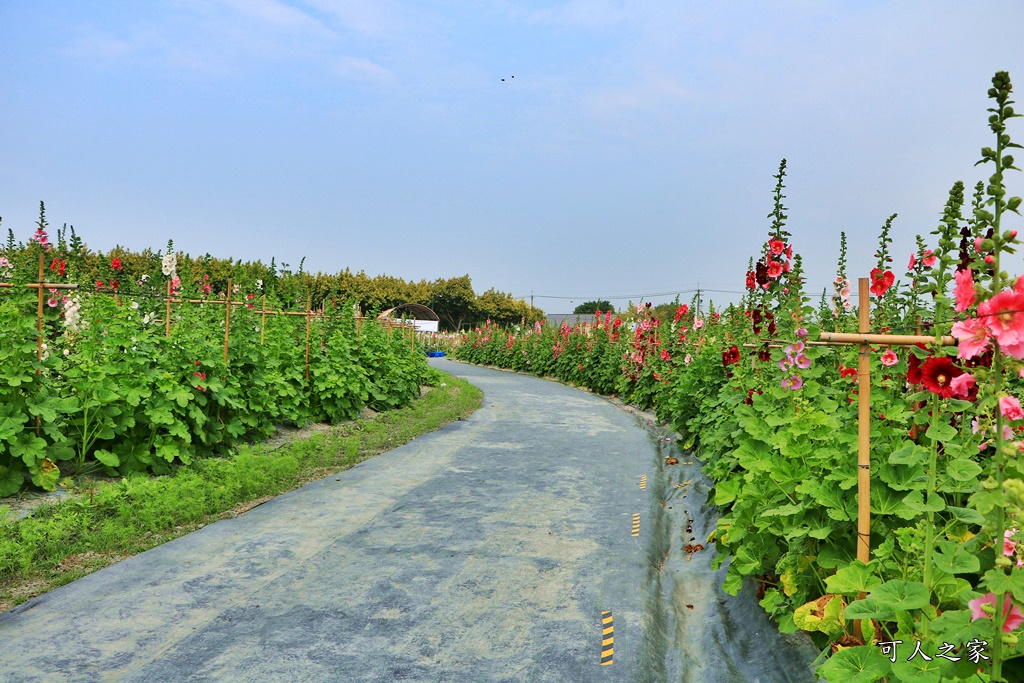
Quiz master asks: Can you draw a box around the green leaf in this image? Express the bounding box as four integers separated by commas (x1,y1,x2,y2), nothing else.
902,490,945,513
925,422,958,443
826,561,882,595
933,541,980,575
946,506,985,525
793,594,846,636
888,442,927,465
890,654,945,683
93,449,120,468
983,567,1024,602
869,579,931,613
843,598,888,620
946,458,983,482
0,466,23,497
714,478,741,505
816,645,891,683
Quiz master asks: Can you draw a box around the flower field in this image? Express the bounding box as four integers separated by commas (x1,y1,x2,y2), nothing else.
0,234,432,498
450,73,1024,681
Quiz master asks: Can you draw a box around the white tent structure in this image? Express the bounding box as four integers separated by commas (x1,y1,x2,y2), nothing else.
377,303,441,333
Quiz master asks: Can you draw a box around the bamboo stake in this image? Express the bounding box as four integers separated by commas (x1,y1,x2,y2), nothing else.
305,294,312,382
819,332,955,347
223,279,232,365
856,277,871,566
35,254,43,436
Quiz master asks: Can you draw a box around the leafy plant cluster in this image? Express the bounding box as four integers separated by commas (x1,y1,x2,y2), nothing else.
0,273,433,497
449,73,1024,681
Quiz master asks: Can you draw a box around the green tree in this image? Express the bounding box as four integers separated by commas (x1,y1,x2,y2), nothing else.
573,300,613,314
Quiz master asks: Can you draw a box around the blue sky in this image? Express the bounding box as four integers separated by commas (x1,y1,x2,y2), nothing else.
2,1,1023,312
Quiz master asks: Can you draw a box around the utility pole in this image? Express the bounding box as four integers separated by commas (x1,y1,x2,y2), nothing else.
695,283,702,318
530,291,534,308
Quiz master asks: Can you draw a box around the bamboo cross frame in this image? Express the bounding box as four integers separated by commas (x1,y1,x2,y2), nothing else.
815,277,957,566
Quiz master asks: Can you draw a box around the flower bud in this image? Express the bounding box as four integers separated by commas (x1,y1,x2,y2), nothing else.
997,555,1013,568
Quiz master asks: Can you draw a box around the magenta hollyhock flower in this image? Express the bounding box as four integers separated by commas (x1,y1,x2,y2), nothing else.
779,357,793,371
781,376,803,390
1000,396,1024,421
880,349,898,367
954,268,977,313
952,318,991,360
950,372,976,399
979,289,1024,347
969,593,1024,632
794,353,811,369
922,250,937,268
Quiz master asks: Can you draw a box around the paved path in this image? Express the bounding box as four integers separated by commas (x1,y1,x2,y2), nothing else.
0,360,817,682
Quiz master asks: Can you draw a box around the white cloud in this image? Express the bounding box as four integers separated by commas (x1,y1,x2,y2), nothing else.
333,55,394,83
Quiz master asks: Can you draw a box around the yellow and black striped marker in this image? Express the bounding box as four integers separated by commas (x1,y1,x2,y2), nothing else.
639,475,647,490
601,611,614,665
631,513,640,537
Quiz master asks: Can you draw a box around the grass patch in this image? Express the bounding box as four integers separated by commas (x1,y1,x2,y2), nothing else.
0,371,481,612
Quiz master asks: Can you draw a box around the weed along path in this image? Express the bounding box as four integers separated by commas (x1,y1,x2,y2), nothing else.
1,360,816,682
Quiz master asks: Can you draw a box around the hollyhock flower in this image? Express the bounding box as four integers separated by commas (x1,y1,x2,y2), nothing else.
694,319,704,330
969,593,1024,632
975,237,986,253
203,282,212,295
920,356,962,398
1005,529,1019,558
161,253,177,276
796,328,808,339
46,297,58,308
908,253,916,270
869,268,895,297
953,268,977,312
769,239,785,256
784,341,805,356
256,279,263,291
839,365,858,380
721,345,740,366
660,350,671,362
684,354,692,365
950,372,976,399
781,376,803,390
766,260,784,278
952,318,991,360
780,357,793,371
922,250,937,268
674,304,689,322
978,289,1024,347
1000,396,1024,421
96,280,104,290
880,349,898,367
111,257,122,271
794,353,811,369
745,272,756,290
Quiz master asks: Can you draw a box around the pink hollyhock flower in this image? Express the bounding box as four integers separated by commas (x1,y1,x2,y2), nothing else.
1000,396,1024,421
46,297,58,308
660,350,671,362
969,593,1024,632
779,357,793,371
1005,529,1018,558
880,349,898,367
975,237,986,253
922,250,937,267
794,353,811,369
796,328,808,338
767,260,783,278
950,372,976,398
769,239,785,256
979,289,1024,347
952,318,991,360
684,354,692,365
1015,274,1024,295
908,253,916,270
953,268,977,312
781,376,803,390
694,319,704,329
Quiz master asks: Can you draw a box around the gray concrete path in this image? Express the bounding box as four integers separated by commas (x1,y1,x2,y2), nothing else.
0,360,818,682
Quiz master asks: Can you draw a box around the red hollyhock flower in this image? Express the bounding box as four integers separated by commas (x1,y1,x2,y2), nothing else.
767,260,784,278
920,356,962,398
906,343,928,383
839,365,858,380
722,345,740,366
769,239,785,256
745,271,756,290
111,257,122,271
674,304,689,322
869,268,895,297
